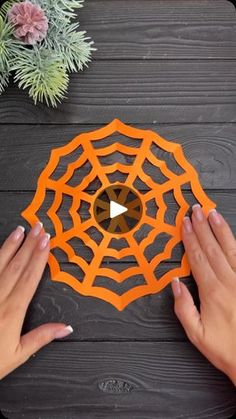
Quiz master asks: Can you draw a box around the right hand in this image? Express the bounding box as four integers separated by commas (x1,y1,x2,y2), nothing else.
172,205,236,385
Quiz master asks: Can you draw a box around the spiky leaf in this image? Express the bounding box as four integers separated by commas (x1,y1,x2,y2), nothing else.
0,15,19,93
46,22,94,72
31,0,84,20
12,47,69,107
0,0,16,18
0,66,9,93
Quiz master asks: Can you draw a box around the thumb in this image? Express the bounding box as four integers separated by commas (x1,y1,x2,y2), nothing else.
171,278,203,346
18,323,73,361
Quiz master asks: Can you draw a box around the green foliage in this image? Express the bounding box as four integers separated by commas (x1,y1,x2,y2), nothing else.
0,0,16,18
13,47,69,107
0,0,94,106
0,15,19,93
32,0,83,20
46,22,93,72
0,16,12,68
36,0,95,73
0,68,9,93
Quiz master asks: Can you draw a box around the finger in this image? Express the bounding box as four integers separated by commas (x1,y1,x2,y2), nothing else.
17,323,73,363
191,205,234,282
208,209,236,272
182,216,217,293
171,278,203,347
6,221,44,284
0,226,25,275
1,222,44,302
8,233,51,322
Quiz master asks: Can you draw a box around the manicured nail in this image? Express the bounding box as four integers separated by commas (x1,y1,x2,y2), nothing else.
54,325,73,339
183,216,192,233
192,204,203,221
31,221,43,237
208,208,221,225
39,233,50,250
171,277,181,298
11,225,25,242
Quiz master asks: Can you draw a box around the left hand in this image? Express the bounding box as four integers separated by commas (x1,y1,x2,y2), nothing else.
0,222,73,380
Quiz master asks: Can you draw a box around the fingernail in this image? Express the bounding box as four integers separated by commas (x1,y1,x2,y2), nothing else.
192,204,203,221
183,216,192,233
208,208,221,225
54,325,73,339
11,225,25,242
171,277,181,298
31,221,43,237
39,233,50,250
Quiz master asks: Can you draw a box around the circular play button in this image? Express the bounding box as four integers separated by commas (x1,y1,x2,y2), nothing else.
93,184,143,234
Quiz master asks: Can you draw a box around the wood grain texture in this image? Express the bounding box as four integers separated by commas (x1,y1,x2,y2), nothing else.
79,0,236,59
1,124,236,190
23,263,196,341
1,0,236,417
0,342,235,419
1,60,236,124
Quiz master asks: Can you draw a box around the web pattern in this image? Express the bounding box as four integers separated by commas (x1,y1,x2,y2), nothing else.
21,120,215,310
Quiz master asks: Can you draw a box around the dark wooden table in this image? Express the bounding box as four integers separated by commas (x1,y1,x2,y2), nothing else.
0,0,236,417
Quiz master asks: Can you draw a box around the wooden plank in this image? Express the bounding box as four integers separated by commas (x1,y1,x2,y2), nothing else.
0,1,235,418
0,342,235,419
79,0,236,59
1,60,236,124
1,123,236,191
23,263,195,341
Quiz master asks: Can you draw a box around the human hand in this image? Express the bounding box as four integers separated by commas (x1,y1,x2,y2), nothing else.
172,205,236,384
0,222,73,380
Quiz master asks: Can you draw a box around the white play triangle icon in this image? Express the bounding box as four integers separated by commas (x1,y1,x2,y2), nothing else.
110,200,128,219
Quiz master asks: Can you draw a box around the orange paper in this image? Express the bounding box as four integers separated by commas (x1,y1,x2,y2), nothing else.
21,119,215,310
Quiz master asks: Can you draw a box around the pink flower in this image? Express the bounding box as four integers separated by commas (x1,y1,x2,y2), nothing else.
8,1,48,45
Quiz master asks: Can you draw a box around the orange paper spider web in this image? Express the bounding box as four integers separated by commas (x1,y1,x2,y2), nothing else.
21,119,215,310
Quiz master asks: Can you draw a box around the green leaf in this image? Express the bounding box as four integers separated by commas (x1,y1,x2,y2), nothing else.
12,46,69,107
0,0,16,18
46,23,95,72
31,0,84,20
0,66,9,93
0,14,20,94
0,0,95,105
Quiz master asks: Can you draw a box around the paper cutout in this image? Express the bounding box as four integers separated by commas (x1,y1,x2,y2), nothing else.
21,119,216,310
